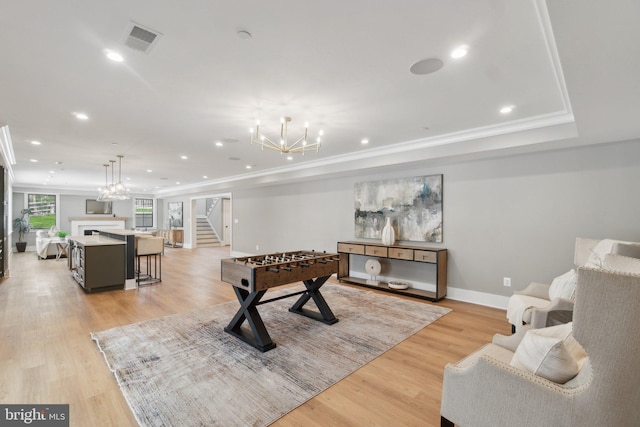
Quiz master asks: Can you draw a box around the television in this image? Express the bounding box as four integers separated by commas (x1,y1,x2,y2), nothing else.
86,199,113,215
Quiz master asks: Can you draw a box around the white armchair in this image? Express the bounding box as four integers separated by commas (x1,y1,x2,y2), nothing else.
441,265,640,427
506,238,640,332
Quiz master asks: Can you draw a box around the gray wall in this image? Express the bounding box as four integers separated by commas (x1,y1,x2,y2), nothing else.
229,139,640,297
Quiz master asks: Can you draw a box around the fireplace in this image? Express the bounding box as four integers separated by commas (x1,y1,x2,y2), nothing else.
69,217,127,236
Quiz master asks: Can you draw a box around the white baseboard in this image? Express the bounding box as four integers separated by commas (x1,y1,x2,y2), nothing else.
446,287,509,310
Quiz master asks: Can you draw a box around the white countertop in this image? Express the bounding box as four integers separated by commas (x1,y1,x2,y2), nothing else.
68,235,126,246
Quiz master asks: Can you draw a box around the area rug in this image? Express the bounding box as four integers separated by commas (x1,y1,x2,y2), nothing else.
91,284,451,426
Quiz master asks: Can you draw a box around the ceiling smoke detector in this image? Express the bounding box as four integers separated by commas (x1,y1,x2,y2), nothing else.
124,22,162,53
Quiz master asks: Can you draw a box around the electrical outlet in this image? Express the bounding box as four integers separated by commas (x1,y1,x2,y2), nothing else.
503,277,511,287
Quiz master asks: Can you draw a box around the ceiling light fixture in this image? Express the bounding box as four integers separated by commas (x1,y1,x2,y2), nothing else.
361,139,369,145
500,105,515,114
72,112,89,120
451,45,469,59
250,116,322,155
104,49,124,62
97,155,131,200
31,140,41,145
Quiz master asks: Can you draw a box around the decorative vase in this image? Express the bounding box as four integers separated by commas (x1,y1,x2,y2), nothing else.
381,217,396,246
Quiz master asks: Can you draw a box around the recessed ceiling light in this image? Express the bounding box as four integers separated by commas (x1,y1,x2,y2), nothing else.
409,58,444,75
286,156,293,161
246,165,252,169
29,159,38,163
215,142,223,147
203,175,208,179
104,49,124,62
361,139,369,145
31,140,41,145
72,112,89,120
500,105,515,114
176,181,180,185
146,169,153,173
180,155,188,160
451,45,469,59
48,170,55,174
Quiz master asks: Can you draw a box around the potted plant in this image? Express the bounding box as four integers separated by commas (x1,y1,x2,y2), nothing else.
13,208,32,252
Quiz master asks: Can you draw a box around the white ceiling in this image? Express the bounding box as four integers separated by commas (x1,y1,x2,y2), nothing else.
1,0,638,196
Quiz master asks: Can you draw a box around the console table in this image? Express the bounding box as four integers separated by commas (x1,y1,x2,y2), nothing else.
337,241,447,301
161,229,183,247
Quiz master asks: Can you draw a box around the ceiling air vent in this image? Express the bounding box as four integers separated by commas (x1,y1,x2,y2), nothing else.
124,22,161,53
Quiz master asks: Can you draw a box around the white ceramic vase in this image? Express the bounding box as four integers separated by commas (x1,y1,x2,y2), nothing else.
381,217,396,246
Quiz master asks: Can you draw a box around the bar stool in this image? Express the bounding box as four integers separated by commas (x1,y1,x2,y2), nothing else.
136,236,164,285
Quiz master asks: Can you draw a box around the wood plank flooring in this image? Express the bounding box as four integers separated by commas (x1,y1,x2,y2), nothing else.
0,247,510,426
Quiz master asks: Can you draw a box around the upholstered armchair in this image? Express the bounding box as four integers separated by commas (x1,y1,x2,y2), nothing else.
506,238,640,332
441,264,640,427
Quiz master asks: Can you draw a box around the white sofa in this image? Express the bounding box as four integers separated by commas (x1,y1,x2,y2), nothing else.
506,238,640,332
35,229,67,259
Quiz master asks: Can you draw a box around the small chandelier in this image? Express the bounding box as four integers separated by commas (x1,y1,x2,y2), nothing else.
250,116,322,154
97,155,130,200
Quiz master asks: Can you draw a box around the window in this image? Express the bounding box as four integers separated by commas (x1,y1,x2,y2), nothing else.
135,198,154,228
28,194,56,229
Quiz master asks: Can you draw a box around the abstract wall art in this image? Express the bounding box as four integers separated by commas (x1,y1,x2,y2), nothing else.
168,202,183,228
354,175,443,243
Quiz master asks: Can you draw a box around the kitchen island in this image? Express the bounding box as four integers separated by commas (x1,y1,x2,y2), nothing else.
68,235,126,292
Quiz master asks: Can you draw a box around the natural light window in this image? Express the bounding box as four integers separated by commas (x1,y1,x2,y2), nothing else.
27,194,56,229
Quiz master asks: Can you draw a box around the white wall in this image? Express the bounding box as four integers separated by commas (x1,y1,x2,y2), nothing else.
229,139,640,298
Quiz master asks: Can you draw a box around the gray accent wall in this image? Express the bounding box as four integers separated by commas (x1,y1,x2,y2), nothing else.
228,139,640,298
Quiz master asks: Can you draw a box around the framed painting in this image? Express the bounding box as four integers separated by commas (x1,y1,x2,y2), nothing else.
354,174,443,243
168,202,183,228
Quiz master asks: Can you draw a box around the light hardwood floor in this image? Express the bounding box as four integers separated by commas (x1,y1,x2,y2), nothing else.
0,246,510,426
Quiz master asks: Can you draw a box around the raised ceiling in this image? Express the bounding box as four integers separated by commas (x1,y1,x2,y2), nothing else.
0,0,638,195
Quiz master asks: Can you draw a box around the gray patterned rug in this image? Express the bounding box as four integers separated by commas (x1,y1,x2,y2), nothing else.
91,284,451,426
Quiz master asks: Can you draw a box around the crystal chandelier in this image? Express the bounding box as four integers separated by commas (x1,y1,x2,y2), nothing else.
97,155,131,200
250,116,322,154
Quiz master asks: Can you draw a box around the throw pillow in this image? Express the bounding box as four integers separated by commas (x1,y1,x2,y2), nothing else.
510,322,587,384
548,269,577,300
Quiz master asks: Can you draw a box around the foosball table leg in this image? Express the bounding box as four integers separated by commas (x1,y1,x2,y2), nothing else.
289,275,339,325
224,288,276,352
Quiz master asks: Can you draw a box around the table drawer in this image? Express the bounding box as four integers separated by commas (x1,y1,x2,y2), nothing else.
365,246,388,257
338,243,365,255
414,250,437,263
389,248,413,260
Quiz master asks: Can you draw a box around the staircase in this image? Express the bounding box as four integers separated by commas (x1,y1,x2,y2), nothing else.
196,217,221,247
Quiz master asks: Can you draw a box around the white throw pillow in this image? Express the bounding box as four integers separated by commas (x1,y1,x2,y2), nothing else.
548,269,577,300
510,322,587,384
583,239,617,268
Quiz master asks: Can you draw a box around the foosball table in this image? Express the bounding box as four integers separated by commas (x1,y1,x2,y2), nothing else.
221,250,340,352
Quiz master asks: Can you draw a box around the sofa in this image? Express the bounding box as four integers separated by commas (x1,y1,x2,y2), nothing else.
35,229,67,259
441,257,640,427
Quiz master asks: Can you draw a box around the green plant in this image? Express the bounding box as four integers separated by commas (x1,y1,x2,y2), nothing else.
57,230,68,238
13,208,32,242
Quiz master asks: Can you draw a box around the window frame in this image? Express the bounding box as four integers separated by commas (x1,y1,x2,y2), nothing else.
26,193,60,230
134,198,154,228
